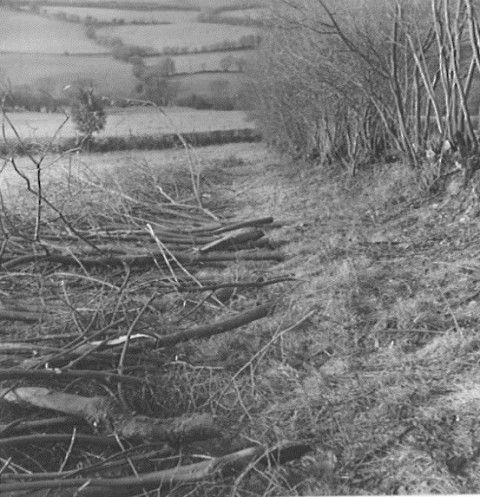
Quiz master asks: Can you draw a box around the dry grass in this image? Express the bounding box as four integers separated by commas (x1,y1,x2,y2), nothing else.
213,154,480,495
0,8,107,54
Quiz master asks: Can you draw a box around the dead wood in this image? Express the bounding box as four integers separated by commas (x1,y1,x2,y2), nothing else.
0,344,64,355
0,442,312,495
0,310,42,322
0,417,78,436
152,303,274,347
2,249,284,270
198,228,265,252
0,369,144,386
174,275,295,293
0,433,118,449
191,216,274,235
1,387,218,444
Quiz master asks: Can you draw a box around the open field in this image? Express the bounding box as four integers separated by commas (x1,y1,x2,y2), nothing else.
0,8,107,54
15,0,194,6
1,107,254,141
40,6,199,23
96,22,257,52
147,49,253,73
0,53,136,98
218,8,267,20
187,0,257,8
172,72,245,99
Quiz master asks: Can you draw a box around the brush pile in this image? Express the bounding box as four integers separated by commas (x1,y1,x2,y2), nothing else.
0,154,309,496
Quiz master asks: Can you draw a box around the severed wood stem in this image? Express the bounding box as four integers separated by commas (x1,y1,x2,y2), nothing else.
0,442,311,494
153,303,274,347
1,387,218,445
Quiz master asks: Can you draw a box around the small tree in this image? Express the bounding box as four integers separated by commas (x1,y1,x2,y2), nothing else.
70,87,106,147
158,57,176,77
220,55,234,72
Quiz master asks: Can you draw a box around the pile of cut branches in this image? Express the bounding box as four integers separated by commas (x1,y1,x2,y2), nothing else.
0,116,309,496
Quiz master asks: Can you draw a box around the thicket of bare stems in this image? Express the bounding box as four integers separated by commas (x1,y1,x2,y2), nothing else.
248,0,480,173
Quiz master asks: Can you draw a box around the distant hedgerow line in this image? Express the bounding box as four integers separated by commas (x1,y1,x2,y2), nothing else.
0,128,262,156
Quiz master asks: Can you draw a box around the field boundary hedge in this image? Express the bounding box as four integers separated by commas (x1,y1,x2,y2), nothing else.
7,1,198,11
0,128,261,156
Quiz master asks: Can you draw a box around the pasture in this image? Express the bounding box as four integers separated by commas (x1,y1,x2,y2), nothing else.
15,0,193,6
0,53,136,98
1,107,254,141
40,6,199,23
0,8,107,54
147,49,253,73
96,22,257,52
186,0,256,9
172,72,245,99
219,8,267,20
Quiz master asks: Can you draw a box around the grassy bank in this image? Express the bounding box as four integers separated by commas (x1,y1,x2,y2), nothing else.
211,152,480,494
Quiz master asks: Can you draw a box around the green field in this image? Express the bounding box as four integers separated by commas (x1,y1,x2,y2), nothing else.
1,107,254,141
96,22,257,52
0,8,107,54
172,72,245,99
187,0,256,8
147,49,253,72
16,0,193,6
219,8,267,20
0,53,136,98
40,6,199,23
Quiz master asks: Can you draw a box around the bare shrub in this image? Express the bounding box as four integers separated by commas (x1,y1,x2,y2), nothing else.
247,0,480,173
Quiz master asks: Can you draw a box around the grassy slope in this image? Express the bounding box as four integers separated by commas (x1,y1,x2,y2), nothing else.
1,107,254,140
40,5,199,22
147,49,254,73
204,154,480,494
0,53,136,98
171,72,245,99
0,142,266,205
0,8,106,53
96,22,257,51
218,8,266,19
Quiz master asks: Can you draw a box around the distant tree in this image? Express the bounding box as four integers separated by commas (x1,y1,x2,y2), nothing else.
235,57,248,72
69,87,106,147
130,56,146,79
85,25,96,39
220,55,235,72
140,72,178,105
158,57,176,77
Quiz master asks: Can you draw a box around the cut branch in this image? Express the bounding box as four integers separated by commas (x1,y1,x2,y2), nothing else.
0,442,312,494
2,387,218,444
